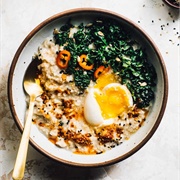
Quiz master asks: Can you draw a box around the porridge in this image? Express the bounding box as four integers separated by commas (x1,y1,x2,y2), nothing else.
31,20,157,154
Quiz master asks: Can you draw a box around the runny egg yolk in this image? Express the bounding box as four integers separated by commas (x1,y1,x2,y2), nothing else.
94,72,132,119
94,84,132,119
94,71,118,90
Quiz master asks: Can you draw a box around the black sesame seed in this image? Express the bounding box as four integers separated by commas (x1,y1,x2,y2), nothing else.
65,120,68,125
96,151,103,154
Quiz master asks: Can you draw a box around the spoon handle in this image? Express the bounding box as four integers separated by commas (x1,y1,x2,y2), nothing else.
12,96,35,180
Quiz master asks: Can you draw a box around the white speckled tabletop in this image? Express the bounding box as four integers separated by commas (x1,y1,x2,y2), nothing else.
0,0,179,179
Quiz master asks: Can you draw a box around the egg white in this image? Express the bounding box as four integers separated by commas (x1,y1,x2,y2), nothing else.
84,88,103,126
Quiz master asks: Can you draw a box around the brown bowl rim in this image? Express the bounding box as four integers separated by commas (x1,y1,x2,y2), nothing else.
163,0,180,9
8,8,168,167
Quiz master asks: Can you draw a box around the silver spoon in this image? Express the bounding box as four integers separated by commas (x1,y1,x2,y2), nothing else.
12,59,43,180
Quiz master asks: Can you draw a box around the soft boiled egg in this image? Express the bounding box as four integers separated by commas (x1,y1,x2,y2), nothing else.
84,72,133,126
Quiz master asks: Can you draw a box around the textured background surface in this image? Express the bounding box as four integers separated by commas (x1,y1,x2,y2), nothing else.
0,0,179,179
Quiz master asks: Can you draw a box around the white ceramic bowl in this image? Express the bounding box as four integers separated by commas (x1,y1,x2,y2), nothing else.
8,8,168,167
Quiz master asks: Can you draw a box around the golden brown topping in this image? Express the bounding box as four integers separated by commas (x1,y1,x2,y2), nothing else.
56,113,62,119
62,99,73,108
58,130,91,146
61,73,67,81
69,131,91,146
96,124,123,144
41,92,49,104
64,88,71,95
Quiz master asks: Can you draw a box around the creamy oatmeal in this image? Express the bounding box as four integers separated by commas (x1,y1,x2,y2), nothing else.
30,20,156,154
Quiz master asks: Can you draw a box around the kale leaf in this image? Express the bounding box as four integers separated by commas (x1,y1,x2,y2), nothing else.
53,19,157,108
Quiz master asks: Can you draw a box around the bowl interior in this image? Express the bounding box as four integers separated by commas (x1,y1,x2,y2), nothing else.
8,9,168,167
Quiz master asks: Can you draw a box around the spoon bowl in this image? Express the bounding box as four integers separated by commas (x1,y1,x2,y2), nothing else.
12,59,43,180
